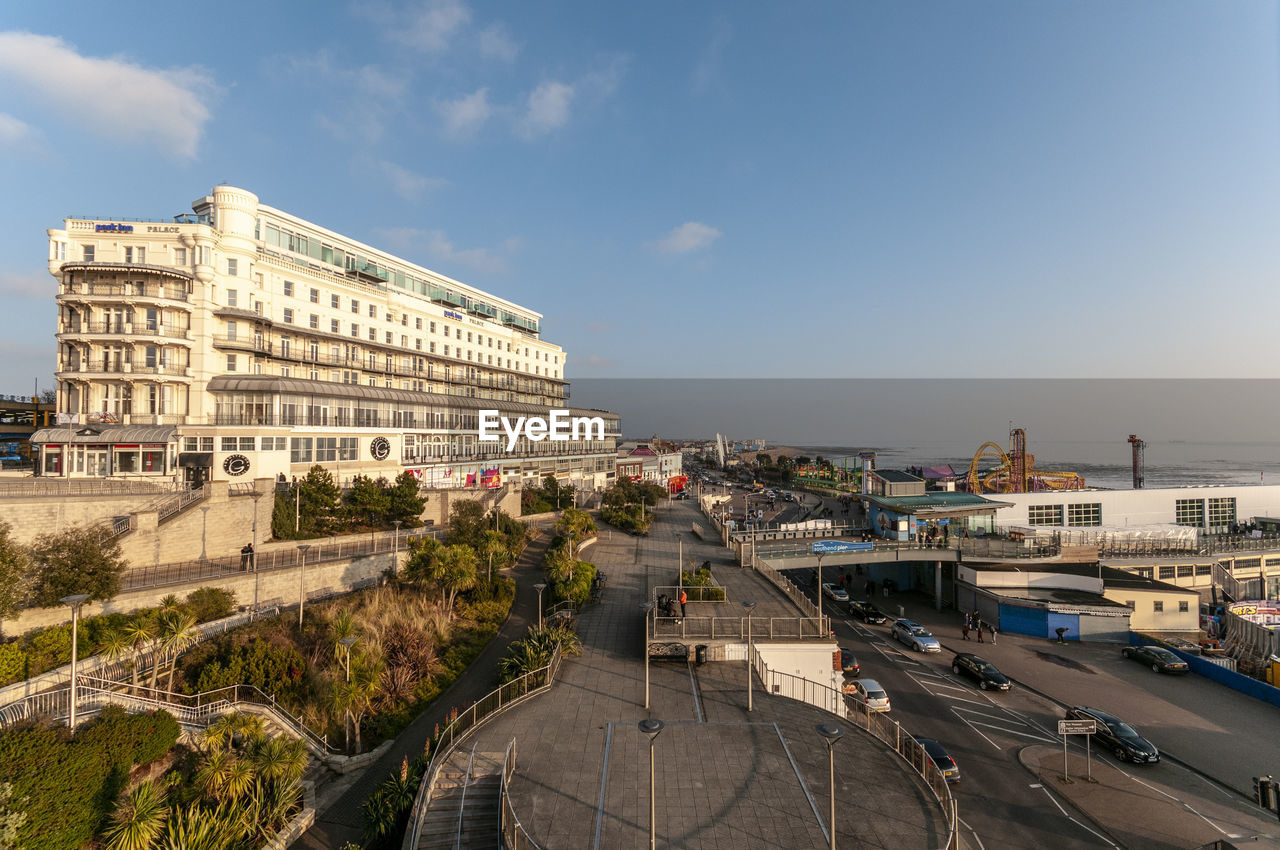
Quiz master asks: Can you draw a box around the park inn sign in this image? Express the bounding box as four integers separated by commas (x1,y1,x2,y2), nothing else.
478,409,606,452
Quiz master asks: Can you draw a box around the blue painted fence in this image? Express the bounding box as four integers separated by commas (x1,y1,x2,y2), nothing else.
1129,633,1280,709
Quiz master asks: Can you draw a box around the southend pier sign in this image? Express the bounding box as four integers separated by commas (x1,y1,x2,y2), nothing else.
812,540,874,554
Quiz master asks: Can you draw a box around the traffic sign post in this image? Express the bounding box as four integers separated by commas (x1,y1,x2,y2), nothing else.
1057,719,1098,783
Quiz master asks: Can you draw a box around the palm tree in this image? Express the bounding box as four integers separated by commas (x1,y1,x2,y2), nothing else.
478,530,509,585
122,616,157,694
157,802,241,850
194,749,234,800
98,628,133,685
246,735,308,786
158,594,181,614
331,608,356,661
103,778,168,850
545,543,576,585
158,610,199,693
555,508,595,559
332,658,382,754
402,536,444,586
439,545,478,617
222,757,256,802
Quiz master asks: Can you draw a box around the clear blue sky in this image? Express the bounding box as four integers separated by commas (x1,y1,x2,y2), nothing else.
1,1,1278,394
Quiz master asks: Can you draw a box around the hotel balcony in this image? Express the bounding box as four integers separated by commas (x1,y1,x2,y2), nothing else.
59,278,191,307
58,321,192,342
56,362,192,382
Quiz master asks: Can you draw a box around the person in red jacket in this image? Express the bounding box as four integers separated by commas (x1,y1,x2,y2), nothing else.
679,589,688,617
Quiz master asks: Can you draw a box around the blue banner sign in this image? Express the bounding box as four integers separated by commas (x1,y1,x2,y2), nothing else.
812,540,873,554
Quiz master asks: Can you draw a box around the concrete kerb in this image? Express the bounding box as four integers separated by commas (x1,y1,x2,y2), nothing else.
1013,744,1125,848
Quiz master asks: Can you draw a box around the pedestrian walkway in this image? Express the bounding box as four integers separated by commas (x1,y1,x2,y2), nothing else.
423,505,951,849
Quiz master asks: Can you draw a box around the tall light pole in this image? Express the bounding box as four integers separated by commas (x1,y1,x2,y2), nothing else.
199,504,211,561
640,602,655,709
296,544,312,628
534,583,547,630
61,594,90,729
742,601,757,712
816,723,844,850
639,719,665,850
339,636,357,752
392,520,403,579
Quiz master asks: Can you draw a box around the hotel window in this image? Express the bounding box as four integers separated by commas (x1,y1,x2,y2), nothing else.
1208,497,1236,529
1066,502,1101,527
331,319,340,333
401,314,408,326
310,287,319,303
280,339,291,357
416,318,423,329
124,246,145,263
283,280,293,297
283,308,294,324
1153,601,1164,613
226,289,238,307
1174,499,1203,527
290,437,313,463
400,335,407,347
444,345,450,356
1028,505,1063,526
227,259,238,276
368,328,376,341
1234,557,1261,573
429,321,435,333
309,314,319,329
429,342,435,353
83,245,95,262
331,294,340,308
227,354,238,371
199,246,211,265
339,437,357,460
351,299,360,314
387,332,393,344
467,332,473,343
173,247,185,265
457,329,463,339
281,367,291,377
368,304,376,318
351,324,360,337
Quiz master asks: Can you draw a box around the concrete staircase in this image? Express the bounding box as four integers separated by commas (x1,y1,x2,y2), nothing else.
418,747,504,850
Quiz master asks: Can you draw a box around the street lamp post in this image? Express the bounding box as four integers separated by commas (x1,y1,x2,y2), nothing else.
251,491,263,616
640,602,655,709
639,719,665,850
816,723,845,850
339,636,357,752
534,583,547,630
392,520,403,579
742,601,757,711
296,544,312,628
199,505,211,561
61,594,90,729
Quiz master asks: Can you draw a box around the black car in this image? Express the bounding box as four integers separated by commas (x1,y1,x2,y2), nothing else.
1121,645,1190,675
840,649,860,676
848,600,887,624
1065,706,1160,764
916,738,960,782
951,653,1011,691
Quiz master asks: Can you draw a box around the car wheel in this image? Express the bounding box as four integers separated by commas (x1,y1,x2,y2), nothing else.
1152,664,1161,674
952,665,961,675
979,680,989,690
1114,747,1128,762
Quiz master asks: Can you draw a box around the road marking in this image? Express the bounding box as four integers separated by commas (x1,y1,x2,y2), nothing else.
592,723,615,850
952,707,1058,746
958,817,986,850
1121,771,1180,802
951,708,1002,750
1034,785,1119,847
687,661,704,722
775,721,828,843
1028,783,1042,788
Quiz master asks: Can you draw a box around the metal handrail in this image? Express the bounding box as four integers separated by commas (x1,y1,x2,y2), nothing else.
500,738,540,849
403,649,564,850
752,659,959,850
650,615,827,640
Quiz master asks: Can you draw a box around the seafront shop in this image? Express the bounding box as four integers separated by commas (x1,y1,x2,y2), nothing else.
861,491,1012,541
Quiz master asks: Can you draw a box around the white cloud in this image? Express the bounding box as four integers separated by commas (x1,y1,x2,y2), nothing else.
0,112,35,146
655,222,722,255
438,88,491,138
0,31,216,160
478,24,518,62
693,19,732,94
375,227,509,275
0,270,51,299
520,81,575,138
357,0,470,51
376,160,445,201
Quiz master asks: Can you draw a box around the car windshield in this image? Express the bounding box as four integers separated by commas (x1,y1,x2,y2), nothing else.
975,662,998,674
1149,649,1176,661
910,627,931,637
1108,721,1139,738
867,690,886,700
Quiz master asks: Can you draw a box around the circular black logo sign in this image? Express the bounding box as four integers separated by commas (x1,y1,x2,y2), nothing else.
223,454,250,476
370,437,390,461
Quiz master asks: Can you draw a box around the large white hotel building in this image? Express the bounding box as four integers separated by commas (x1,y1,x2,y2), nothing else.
33,185,619,490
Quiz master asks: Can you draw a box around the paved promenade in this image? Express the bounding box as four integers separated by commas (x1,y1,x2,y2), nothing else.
447,502,950,849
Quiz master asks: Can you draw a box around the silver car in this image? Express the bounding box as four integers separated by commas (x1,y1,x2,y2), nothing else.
892,619,941,652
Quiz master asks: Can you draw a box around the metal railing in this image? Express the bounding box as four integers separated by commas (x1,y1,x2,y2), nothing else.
500,738,540,850
650,615,827,640
751,558,824,621
752,659,959,850
61,280,190,302
119,528,422,593
653,584,727,604
403,650,564,850
0,479,183,498
60,321,191,339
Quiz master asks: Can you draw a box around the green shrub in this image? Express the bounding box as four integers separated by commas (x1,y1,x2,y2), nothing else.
185,587,236,622
189,637,308,704
0,643,26,686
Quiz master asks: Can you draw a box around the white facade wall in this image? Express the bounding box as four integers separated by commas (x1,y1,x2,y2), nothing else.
993,485,1280,532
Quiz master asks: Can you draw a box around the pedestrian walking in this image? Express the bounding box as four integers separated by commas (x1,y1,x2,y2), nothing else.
976,624,984,643
989,625,997,645
679,589,688,617
961,615,970,641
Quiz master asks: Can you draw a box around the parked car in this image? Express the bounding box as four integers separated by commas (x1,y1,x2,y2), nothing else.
951,653,1011,691
916,738,960,782
891,619,942,652
1121,645,1190,675
848,600,887,624
840,648,860,675
822,583,850,603
848,678,891,712
1064,706,1160,764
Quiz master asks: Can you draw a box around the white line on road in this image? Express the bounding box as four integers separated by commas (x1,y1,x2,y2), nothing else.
957,817,986,850
1035,785,1119,847
1182,802,1230,837
951,707,1002,750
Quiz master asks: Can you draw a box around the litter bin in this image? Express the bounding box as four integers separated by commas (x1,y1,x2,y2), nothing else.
695,645,707,665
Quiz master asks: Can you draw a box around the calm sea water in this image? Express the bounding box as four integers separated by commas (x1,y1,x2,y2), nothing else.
791,441,1280,491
